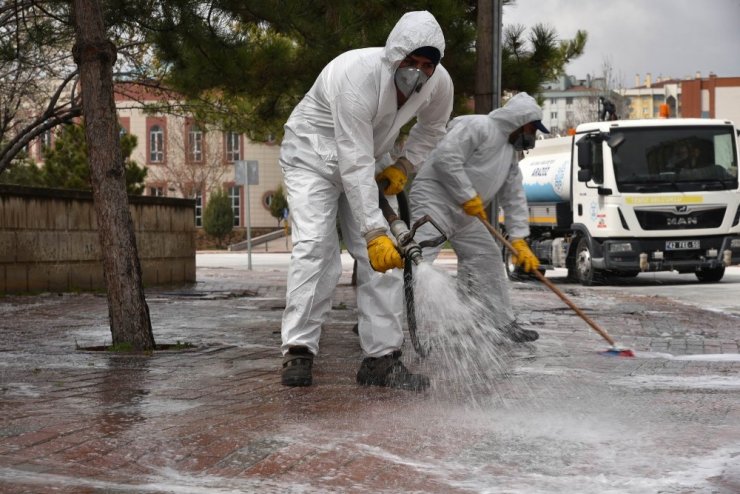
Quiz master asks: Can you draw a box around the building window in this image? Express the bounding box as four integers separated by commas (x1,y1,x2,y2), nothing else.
41,129,53,149
149,125,164,162
565,97,573,105
188,124,203,162
229,186,241,226
226,132,240,162
193,190,203,227
550,112,558,119
148,186,165,197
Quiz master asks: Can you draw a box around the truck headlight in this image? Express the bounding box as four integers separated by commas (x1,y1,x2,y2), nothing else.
608,242,633,253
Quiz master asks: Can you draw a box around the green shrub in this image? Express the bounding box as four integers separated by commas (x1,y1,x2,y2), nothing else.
202,188,234,248
269,184,289,227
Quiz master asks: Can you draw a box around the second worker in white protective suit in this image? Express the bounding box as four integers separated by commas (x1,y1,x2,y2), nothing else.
279,11,454,390
408,92,548,343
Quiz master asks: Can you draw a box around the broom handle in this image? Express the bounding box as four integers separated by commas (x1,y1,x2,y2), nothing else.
478,217,617,347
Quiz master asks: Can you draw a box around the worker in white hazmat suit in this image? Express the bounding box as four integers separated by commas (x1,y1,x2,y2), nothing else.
279,11,454,390
408,92,547,343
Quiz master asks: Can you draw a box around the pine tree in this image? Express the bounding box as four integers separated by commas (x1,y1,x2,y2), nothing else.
1,123,147,194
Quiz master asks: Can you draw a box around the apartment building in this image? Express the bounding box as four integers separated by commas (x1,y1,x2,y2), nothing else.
539,75,621,136
620,73,681,119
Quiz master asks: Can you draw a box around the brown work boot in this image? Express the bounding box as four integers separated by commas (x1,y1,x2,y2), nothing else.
281,346,313,387
356,350,429,391
500,321,539,343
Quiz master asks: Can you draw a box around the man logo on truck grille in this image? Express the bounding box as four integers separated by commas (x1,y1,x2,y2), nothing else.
667,216,698,226
675,205,689,214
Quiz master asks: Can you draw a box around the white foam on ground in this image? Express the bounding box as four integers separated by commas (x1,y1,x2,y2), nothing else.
611,374,740,390
636,351,740,362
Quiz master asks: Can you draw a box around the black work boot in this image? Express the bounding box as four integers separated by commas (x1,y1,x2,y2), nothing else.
356,350,429,391
281,346,314,387
500,321,539,343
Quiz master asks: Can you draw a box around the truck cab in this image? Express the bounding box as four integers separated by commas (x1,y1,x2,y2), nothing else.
516,119,740,285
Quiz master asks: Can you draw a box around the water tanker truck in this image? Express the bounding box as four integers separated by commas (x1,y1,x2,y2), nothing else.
509,118,740,285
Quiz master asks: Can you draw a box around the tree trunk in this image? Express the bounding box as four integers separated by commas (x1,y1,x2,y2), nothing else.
475,0,493,114
72,0,155,351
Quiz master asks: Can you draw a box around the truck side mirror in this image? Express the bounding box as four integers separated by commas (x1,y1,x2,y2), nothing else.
576,136,593,170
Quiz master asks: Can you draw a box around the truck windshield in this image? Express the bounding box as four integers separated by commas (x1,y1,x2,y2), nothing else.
610,125,739,192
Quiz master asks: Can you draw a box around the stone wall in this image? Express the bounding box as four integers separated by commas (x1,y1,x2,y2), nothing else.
0,185,196,293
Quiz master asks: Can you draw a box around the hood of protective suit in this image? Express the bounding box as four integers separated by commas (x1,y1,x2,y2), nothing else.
488,92,544,134
383,11,446,68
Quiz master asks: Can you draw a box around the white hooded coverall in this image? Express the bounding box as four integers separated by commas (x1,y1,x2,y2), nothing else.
279,11,454,357
409,92,543,327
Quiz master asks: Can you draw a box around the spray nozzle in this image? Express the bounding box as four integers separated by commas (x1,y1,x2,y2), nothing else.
376,180,445,265
390,220,424,265
389,215,446,265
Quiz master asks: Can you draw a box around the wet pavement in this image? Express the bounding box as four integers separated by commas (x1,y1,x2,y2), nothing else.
1,251,739,493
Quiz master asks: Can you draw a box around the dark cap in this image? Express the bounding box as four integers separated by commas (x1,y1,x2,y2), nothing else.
532,120,550,134
410,46,441,65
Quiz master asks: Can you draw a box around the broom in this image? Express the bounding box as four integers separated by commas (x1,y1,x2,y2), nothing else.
478,217,635,357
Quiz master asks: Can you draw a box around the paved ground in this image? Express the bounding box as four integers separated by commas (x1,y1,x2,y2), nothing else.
1,251,739,493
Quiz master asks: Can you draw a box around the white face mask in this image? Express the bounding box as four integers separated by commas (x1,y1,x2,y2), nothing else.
394,66,430,98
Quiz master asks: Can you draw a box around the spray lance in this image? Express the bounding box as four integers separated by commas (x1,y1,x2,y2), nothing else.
377,180,446,358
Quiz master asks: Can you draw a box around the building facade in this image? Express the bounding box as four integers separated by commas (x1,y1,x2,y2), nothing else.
539,75,621,136
680,74,740,124
620,72,740,125
114,83,283,230
620,73,681,119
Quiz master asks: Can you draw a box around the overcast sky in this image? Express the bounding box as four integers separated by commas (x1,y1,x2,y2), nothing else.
502,0,740,88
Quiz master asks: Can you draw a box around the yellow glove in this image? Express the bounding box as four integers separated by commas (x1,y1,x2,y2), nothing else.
462,195,488,221
367,235,404,272
511,238,540,273
376,158,411,195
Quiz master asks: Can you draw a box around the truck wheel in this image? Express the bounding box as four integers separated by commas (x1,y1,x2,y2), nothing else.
574,238,599,286
695,266,725,283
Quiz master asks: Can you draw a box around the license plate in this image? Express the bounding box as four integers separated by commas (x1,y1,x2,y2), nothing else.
665,240,700,250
